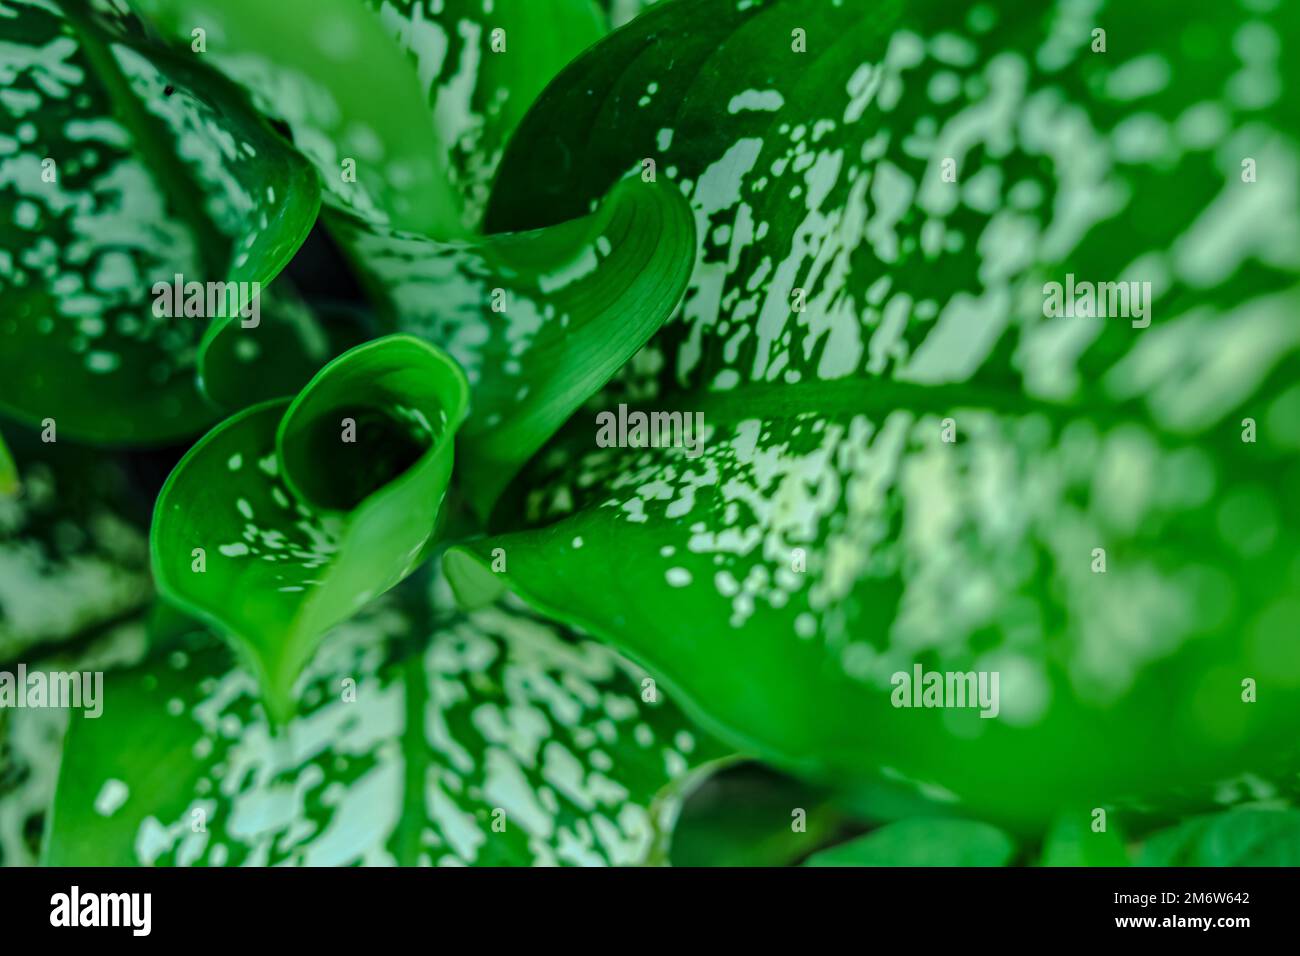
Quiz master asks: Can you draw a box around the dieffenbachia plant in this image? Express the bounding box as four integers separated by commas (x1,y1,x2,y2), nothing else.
0,0,1297,866
130,0,697,511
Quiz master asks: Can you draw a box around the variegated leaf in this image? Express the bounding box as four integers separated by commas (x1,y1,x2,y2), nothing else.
0,430,150,662
47,580,730,865
451,0,1300,828
0,0,319,442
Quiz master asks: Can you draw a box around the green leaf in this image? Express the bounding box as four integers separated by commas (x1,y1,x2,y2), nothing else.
0,0,318,443
133,0,605,235
804,818,1015,867
367,0,605,229
1,609,153,867
1,430,151,663
132,1,695,512
320,6,696,518
0,706,64,867
1138,808,1300,866
151,335,469,721
604,1,663,29
330,177,696,516
0,431,17,498
45,583,729,866
449,0,1300,828
197,282,356,413
131,0,459,236
1038,813,1130,867
669,764,845,867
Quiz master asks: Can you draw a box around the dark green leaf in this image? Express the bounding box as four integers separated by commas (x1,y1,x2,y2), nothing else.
670,764,845,867
0,431,16,498
368,0,605,228
196,282,343,412
804,818,1015,867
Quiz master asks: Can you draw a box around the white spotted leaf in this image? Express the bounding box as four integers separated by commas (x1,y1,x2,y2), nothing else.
45,584,729,866
130,0,697,515
448,0,1300,827
0,430,150,662
151,336,469,722
0,0,319,443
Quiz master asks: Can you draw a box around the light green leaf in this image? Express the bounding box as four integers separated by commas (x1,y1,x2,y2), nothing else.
1138,808,1300,866
0,0,318,443
804,818,1015,867
151,335,469,721
45,583,729,866
1038,813,1130,866
450,0,1300,828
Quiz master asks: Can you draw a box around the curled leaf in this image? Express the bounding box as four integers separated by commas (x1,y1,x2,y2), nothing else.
132,1,695,511
330,177,696,515
151,335,468,720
